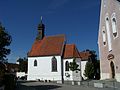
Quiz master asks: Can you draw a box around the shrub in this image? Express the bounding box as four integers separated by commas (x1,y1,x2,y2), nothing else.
3,74,16,90
84,61,95,79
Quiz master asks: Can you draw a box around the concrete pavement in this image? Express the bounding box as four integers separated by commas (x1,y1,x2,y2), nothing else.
15,81,117,90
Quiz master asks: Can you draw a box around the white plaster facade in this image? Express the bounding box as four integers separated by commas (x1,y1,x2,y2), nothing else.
81,61,87,79
27,56,82,82
16,72,26,78
63,58,81,81
27,56,62,81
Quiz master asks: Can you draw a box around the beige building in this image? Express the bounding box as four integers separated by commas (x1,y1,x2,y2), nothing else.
98,0,120,82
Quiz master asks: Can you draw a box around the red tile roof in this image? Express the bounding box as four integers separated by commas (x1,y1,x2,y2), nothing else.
28,34,65,57
79,51,91,61
6,63,19,72
63,44,80,59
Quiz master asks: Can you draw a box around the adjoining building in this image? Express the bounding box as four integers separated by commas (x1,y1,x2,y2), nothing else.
98,0,120,82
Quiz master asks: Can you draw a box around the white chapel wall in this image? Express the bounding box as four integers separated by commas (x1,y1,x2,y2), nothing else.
81,61,87,80
63,58,82,81
27,56,62,81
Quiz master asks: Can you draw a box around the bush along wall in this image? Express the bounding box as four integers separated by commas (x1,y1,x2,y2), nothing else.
3,74,16,90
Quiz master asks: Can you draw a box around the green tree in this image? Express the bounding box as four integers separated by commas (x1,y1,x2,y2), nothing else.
94,60,100,79
69,58,80,71
84,50,100,79
84,61,95,79
0,23,12,62
17,57,28,73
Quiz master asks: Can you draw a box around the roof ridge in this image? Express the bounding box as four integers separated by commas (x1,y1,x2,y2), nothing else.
74,45,80,58
46,34,65,38
66,44,75,45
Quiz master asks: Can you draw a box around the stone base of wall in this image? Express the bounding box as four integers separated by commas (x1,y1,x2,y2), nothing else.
94,82,104,88
27,75,62,81
100,73,110,80
116,73,120,82
101,73,120,82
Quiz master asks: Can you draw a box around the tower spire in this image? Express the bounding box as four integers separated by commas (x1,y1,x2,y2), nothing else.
40,16,43,23
36,16,45,40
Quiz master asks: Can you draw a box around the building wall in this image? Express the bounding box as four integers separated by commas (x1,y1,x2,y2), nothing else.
73,58,82,81
63,58,82,81
81,61,87,79
16,72,26,78
63,59,73,81
98,0,120,82
27,56,62,81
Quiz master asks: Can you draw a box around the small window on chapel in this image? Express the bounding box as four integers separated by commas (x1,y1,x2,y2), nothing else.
65,61,69,71
34,60,37,66
52,56,57,72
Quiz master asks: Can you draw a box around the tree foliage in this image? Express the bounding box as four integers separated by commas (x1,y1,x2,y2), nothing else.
84,61,95,79
17,57,28,73
84,50,100,79
0,23,12,62
69,58,80,71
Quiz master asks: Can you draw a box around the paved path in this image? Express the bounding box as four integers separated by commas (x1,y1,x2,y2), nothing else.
15,81,115,90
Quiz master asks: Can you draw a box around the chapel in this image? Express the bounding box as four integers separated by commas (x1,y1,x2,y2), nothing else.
27,18,82,82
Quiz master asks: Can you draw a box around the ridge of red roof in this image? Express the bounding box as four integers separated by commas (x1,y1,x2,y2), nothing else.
28,34,65,57
63,44,80,59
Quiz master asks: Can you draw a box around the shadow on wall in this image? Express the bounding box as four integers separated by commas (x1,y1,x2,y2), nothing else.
16,83,61,90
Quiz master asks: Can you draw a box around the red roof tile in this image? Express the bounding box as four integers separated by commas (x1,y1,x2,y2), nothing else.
63,44,80,59
28,34,65,57
79,51,91,61
6,63,19,71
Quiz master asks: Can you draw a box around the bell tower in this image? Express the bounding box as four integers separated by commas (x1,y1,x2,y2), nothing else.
36,16,45,40
98,0,120,81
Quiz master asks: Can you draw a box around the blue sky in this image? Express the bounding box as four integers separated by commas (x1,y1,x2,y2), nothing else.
0,0,101,63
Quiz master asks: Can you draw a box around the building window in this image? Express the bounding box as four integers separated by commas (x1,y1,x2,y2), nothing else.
102,26,106,45
34,60,37,66
52,56,57,72
103,0,106,7
117,0,120,2
111,13,118,38
105,15,112,51
65,61,69,71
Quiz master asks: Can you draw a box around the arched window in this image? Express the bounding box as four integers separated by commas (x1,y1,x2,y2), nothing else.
52,56,57,72
34,60,37,66
65,61,69,71
111,13,117,37
105,15,112,51
102,26,106,45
